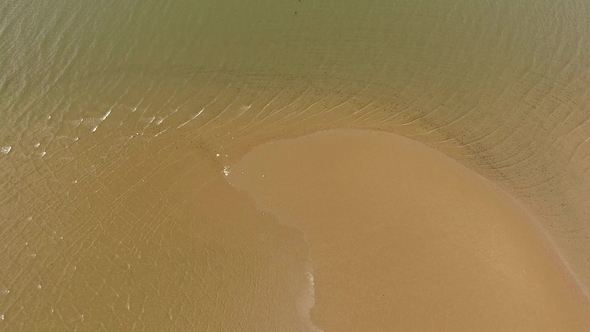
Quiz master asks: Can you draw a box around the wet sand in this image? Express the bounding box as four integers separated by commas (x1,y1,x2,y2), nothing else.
229,129,590,331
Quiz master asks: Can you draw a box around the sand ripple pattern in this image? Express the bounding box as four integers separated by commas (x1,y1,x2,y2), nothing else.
1,0,590,330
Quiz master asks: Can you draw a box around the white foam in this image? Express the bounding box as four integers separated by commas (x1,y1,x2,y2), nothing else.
238,104,252,115
0,146,11,155
176,108,204,129
101,109,112,121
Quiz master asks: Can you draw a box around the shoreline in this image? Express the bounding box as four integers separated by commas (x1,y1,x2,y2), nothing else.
4,81,590,330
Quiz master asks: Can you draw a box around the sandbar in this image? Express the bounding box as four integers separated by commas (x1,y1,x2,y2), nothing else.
229,129,590,331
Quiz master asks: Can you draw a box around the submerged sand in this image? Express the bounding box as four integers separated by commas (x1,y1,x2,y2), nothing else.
229,129,590,331
4,0,590,330
3,80,590,330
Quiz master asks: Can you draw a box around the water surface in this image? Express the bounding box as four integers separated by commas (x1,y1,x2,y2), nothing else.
2,0,590,330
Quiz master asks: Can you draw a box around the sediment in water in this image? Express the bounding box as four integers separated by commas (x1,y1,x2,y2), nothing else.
229,129,590,331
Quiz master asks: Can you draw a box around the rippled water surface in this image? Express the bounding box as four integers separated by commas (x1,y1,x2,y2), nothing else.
2,0,590,330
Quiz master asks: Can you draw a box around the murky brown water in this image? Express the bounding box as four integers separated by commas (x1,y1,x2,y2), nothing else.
230,129,590,331
2,0,590,330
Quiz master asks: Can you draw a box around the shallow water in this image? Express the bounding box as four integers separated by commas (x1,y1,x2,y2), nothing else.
230,129,590,331
2,0,590,330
